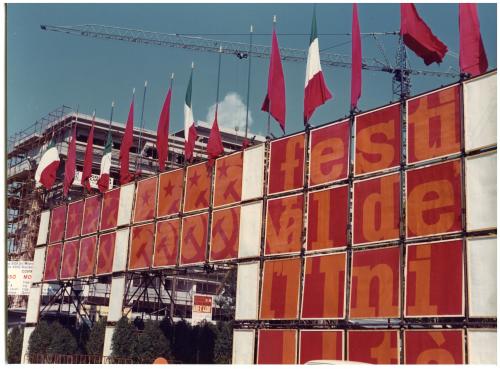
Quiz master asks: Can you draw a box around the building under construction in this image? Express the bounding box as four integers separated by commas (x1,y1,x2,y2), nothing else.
7,105,264,312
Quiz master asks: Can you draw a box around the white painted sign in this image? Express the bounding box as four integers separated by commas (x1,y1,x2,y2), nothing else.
73,171,113,189
8,261,34,296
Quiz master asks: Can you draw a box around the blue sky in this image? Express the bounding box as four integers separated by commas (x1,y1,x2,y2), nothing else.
7,3,497,138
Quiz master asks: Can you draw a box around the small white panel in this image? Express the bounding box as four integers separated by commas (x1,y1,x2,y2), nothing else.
464,72,497,151
31,247,46,284
117,183,135,227
108,276,126,322
102,326,115,361
466,153,497,231
242,144,265,201
238,201,263,258
232,329,255,364
468,330,497,364
21,326,35,363
112,228,130,273
467,237,497,317
235,262,260,320
25,286,42,324
36,211,51,246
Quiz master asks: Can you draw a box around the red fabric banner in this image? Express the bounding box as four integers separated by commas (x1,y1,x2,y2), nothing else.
157,87,172,171
459,3,488,76
120,98,135,184
351,3,362,109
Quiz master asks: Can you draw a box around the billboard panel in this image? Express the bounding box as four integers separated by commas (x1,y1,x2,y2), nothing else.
112,228,130,273
43,243,62,281
307,185,348,251
232,329,255,364
8,261,33,296
467,329,497,364
25,286,41,324
184,162,211,213
353,173,400,245
405,239,464,317
407,85,461,164
81,195,101,235
406,159,462,238
347,330,399,364
60,240,79,279
96,232,116,276
153,219,180,268
355,104,401,175
404,330,464,364
268,133,305,195
238,201,263,258
235,262,260,320
128,223,155,270
213,152,243,207
78,236,97,277
32,247,46,284
299,330,344,364
309,120,349,187
65,200,83,239
301,253,346,319
350,246,400,319
133,176,158,223
180,212,208,265
210,206,240,262
265,194,303,255
100,188,120,231
48,205,66,244
117,183,135,226
260,257,301,319
257,329,297,364
157,169,183,218
241,144,265,201
36,210,50,245
108,276,126,322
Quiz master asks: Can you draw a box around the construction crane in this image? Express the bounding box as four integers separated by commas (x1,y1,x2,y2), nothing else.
40,23,460,99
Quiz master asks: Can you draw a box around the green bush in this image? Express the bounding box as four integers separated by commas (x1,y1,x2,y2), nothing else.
7,326,23,363
85,318,106,356
132,321,172,363
214,321,233,364
111,317,136,359
28,320,78,361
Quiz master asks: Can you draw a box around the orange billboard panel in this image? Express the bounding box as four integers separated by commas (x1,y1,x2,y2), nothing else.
257,329,297,364
309,120,349,186
407,85,461,164
299,330,344,364
133,177,158,223
100,188,120,231
157,169,184,217
404,330,464,364
82,195,101,235
180,213,208,265
348,330,400,364
302,253,346,319
268,133,305,194
260,257,301,320
48,205,66,244
60,240,79,279
44,243,62,281
213,152,243,207
96,232,116,275
210,206,240,261
184,162,211,213
65,201,83,239
355,104,401,175
128,223,155,270
78,236,97,277
153,219,180,267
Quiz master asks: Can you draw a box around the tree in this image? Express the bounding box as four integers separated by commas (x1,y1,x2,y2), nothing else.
7,326,23,363
132,321,172,363
111,317,137,359
171,320,196,363
195,321,217,364
85,318,106,356
46,321,78,355
28,320,53,361
214,321,232,364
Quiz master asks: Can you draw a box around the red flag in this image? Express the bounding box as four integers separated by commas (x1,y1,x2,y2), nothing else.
459,3,488,77
120,98,134,185
207,109,224,166
81,116,95,191
401,3,448,65
157,87,172,171
63,125,77,197
261,27,286,133
351,3,362,110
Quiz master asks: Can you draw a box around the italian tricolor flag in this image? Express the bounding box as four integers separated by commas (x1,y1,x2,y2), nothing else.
97,132,112,193
304,9,332,124
184,64,197,162
35,139,60,190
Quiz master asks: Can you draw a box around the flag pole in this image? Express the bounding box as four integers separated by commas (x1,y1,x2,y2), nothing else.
215,45,222,115
108,101,115,131
83,110,96,195
136,80,148,177
266,16,276,140
244,24,253,143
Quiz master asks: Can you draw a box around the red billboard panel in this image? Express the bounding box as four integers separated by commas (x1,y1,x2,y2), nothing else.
355,104,401,175
180,213,208,265
133,177,158,223
407,85,461,164
157,169,183,217
184,162,211,213
210,206,240,261
353,173,400,245
100,188,120,231
96,232,116,275
60,240,79,279
350,246,400,319
265,194,303,255
128,223,155,270
65,200,83,239
78,236,97,277
404,330,464,364
153,219,180,268
348,330,399,364
257,329,297,364
260,257,301,319
406,160,462,238
48,205,66,244
302,253,346,319
213,152,243,207
82,195,101,235
268,133,305,194
44,243,62,281
307,185,348,251
405,239,464,317
309,120,349,186
299,330,344,364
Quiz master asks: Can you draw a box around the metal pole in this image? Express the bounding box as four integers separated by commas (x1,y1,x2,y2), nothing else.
244,24,253,141
136,80,148,176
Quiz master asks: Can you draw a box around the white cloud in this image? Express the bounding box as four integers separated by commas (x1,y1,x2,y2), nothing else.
205,92,253,133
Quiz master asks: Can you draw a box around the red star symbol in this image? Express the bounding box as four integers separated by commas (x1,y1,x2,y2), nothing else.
140,190,151,207
190,170,200,187
163,180,174,195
